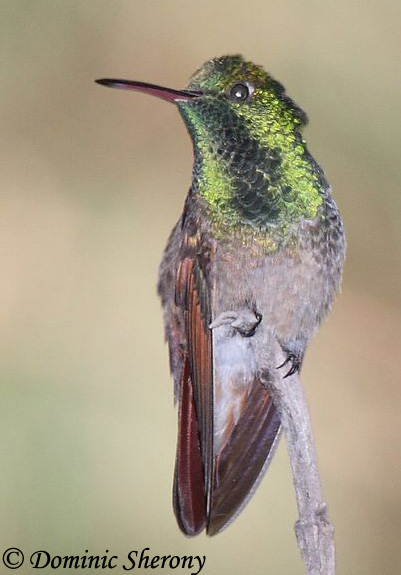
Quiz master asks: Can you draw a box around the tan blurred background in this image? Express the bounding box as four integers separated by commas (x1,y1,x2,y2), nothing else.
1,1,400,573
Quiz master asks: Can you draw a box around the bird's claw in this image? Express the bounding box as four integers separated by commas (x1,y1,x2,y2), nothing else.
209,310,262,337
277,353,301,378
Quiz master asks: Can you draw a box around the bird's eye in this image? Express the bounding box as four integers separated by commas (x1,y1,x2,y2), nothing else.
228,82,252,102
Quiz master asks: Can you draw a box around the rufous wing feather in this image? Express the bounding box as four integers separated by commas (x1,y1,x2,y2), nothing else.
173,357,206,535
173,246,213,535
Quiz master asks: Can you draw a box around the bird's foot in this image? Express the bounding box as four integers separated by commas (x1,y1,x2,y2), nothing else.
277,353,302,378
209,310,262,337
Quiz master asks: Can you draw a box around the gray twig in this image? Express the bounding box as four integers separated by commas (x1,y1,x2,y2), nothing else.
262,344,335,575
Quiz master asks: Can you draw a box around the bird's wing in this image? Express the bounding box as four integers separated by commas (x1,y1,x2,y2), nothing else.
208,377,281,535
173,232,214,536
167,227,281,536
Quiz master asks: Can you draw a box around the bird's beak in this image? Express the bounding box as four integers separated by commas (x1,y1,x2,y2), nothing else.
95,78,202,104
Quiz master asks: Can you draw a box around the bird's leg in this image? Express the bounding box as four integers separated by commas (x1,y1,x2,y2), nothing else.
209,310,262,337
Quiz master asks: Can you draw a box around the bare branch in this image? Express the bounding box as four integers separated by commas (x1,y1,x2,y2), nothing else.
262,344,335,574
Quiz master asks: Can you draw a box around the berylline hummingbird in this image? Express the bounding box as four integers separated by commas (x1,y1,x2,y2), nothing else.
96,55,345,536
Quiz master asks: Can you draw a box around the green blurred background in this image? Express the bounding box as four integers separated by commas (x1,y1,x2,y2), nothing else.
1,1,400,573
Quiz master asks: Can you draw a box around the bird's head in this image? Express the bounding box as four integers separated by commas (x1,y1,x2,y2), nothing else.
97,55,323,234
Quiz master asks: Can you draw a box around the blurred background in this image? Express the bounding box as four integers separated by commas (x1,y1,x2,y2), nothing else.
1,1,400,573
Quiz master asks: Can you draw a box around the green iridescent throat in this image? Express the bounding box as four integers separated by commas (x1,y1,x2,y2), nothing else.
180,98,324,241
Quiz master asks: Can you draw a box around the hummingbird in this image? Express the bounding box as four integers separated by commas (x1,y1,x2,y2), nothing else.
96,55,345,537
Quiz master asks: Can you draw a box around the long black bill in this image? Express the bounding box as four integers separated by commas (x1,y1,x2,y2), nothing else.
95,79,201,103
